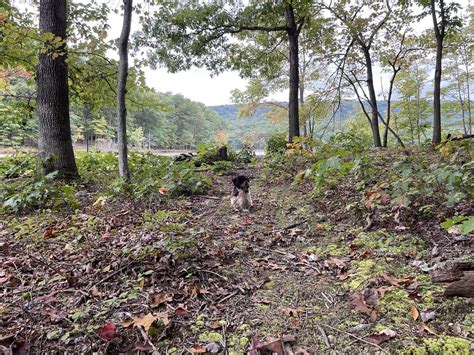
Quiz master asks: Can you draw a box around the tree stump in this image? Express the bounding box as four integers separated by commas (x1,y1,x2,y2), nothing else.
217,145,228,161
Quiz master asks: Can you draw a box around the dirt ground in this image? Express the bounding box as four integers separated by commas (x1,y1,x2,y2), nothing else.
0,162,473,354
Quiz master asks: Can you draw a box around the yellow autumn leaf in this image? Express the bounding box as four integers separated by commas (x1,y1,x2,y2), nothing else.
122,312,170,332
92,196,107,210
409,305,419,320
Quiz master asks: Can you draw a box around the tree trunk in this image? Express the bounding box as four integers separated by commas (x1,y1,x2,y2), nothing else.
37,0,78,179
433,36,443,144
286,4,300,142
431,0,444,144
361,45,382,147
383,67,399,147
454,57,468,135
300,72,306,137
416,64,422,144
465,60,472,135
117,0,132,182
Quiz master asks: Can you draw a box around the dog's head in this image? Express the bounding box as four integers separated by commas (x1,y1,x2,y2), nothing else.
232,175,250,193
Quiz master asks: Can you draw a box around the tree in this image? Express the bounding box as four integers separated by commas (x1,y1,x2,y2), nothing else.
137,0,312,142
419,0,462,143
444,10,473,135
117,0,132,182
37,0,78,178
324,0,394,147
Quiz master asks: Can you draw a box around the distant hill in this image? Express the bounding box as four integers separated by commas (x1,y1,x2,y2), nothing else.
208,102,363,148
208,100,463,148
209,104,286,149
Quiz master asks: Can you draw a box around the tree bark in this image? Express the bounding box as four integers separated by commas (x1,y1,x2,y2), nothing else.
464,60,472,135
300,69,306,137
37,0,78,179
431,0,444,144
286,4,300,142
361,44,382,147
117,0,132,182
383,66,400,147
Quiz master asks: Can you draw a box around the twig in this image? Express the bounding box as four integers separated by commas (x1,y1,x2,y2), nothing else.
138,325,157,352
364,213,373,231
317,325,332,348
195,268,228,281
282,220,307,230
87,260,136,291
217,291,238,304
319,323,389,353
254,246,296,259
196,195,222,200
221,317,228,355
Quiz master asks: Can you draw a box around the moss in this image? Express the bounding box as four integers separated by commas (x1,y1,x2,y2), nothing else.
419,287,443,307
239,337,248,347
403,336,471,355
461,313,474,334
340,320,360,329
354,232,425,256
379,289,413,323
307,243,349,257
198,331,222,343
346,259,385,290
263,281,275,290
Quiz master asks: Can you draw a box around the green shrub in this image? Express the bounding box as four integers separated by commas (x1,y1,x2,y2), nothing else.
328,131,370,153
1,171,78,213
164,161,211,195
310,153,355,191
237,144,256,163
265,133,287,156
196,143,236,164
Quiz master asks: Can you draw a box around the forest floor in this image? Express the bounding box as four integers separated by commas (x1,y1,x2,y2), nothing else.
1,157,473,354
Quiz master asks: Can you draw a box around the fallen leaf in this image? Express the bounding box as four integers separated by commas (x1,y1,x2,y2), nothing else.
133,313,157,332
328,257,347,268
380,272,400,286
101,232,112,239
150,291,172,308
365,329,396,345
92,196,107,210
175,306,191,318
261,336,284,354
282,334,297,342
98,322,116,341
135,341,154,351
282,308,299,318
407,291,423,301
207,320,222,329
43,228,56,238
409,305,419,320
420,323,437,335
189,345,207,353
349,289,379,321
122,311,169,331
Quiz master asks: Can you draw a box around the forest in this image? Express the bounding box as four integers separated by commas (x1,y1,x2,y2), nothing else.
0,0,473,354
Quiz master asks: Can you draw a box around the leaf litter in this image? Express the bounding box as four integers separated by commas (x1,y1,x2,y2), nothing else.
0,161,472,353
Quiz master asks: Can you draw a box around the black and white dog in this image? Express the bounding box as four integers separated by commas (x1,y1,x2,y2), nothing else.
231,175,253,210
